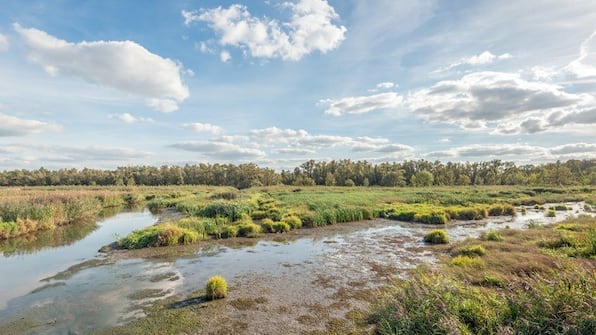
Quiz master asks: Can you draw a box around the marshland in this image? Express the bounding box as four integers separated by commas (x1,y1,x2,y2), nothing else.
0,159,594,334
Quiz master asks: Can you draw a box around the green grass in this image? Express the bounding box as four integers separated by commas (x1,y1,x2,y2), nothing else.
372,215,596,335
423,229,449,244
205,275,228,300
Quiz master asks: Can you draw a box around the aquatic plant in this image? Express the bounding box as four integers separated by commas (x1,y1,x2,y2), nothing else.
423,229,449,244
205,275,228,300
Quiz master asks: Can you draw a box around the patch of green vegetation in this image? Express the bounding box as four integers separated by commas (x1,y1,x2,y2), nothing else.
460,244,487,257
546,208,557,217
205,275,228,300
423,229,449,244
372,215,596,335
451,255,485,269
484,230,503,242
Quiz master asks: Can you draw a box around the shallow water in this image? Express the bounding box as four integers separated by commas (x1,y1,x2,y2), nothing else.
0,203,588,334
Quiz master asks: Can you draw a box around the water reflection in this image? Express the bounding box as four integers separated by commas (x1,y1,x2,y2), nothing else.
0,221,98,257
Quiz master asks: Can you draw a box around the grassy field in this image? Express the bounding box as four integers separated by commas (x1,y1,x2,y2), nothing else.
372,214,596,335
1,185,594,247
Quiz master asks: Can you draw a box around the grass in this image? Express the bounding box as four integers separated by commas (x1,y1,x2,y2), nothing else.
205,275,228,300
372,215,596,335
2,185,594,250
423,229,449,244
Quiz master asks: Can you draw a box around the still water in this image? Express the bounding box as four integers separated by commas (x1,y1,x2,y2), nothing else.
0,203,587,334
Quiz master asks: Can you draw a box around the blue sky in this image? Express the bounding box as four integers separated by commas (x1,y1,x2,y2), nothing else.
0,0,595,170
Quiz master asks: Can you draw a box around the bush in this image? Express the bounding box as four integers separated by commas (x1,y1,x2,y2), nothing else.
260,218,275,233
205,275,227,300
423,229,449,244
221,225,238,238
272,221,291,233
546,209,557,217
237,222,261,238
484,230,504,242
282,215,302,229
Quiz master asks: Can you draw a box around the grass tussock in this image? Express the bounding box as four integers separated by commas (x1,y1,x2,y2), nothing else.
423,229,449,244
205,275,228,300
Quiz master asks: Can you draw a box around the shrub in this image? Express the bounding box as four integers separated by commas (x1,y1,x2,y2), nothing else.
221,225,238,238
460,244,487,257
485,230,504,242
237,223,261,238
282,215,302,229
546,209,557,217
260,218,275,233
387,211,416,222
272,221,291,233
205,275,227,300
423,229,449,244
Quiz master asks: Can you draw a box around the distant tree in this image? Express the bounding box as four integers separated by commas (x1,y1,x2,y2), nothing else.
412,170,434,187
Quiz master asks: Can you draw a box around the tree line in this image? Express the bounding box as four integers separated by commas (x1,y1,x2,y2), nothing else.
0,159,594,188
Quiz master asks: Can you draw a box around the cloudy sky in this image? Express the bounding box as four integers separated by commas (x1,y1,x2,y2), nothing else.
0,0,595,170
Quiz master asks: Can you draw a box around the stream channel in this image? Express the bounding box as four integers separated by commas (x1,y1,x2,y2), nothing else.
0,203,588,334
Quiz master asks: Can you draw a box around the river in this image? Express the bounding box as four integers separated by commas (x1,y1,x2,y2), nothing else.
0,203,587,334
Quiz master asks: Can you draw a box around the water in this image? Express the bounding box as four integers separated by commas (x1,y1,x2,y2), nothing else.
0,203,588,334
0,210,158,310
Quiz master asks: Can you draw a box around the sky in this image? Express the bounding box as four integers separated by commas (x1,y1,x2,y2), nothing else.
0,0,595,171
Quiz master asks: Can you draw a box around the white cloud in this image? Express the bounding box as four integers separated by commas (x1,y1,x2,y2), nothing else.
170,141,266,160
109,113,154,124
321,92,402,116
250,126,308,145
9,144,154,164
183,122,223,134
376,82,395,89
550,142,596,155
276,147,316,155
436,51,513,73
183,0,346,61
438,138,451,143
220,50,231,62
426,142,596,162
14,23,189,113
565,29,596,79
355,136,389,144
406,71,591,131
429,144,547,159
0,112,62,136
0,33,8,51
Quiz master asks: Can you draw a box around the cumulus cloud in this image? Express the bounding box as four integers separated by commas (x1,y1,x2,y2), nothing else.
250,126,309,145
183,122,223,134
376,82,395,89
0,33,8,51
14,23,189,113
321,92,402,116
426,142,596,162
250,126,412,155
109,113,154,124
183,0,346,61
170,141,266,160
550,142,596,155
0,112,62,136
407,71,591,131
220,50,231,62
